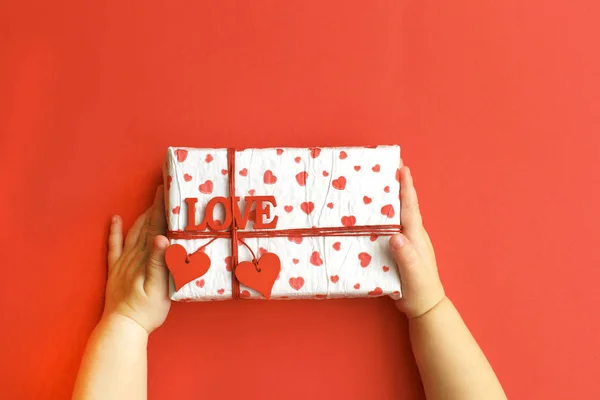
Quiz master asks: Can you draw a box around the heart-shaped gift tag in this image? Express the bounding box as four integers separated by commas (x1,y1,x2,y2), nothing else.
235,252,281,299
165,244,211,291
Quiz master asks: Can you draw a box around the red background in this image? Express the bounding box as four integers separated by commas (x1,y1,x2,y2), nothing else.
1,1,599,399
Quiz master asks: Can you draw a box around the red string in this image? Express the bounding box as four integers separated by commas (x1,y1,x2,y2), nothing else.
228,148,240,300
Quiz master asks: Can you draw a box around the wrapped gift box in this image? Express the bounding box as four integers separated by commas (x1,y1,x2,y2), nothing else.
163,146,402,301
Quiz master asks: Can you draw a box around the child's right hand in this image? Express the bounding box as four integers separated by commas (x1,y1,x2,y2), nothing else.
389,167,446,318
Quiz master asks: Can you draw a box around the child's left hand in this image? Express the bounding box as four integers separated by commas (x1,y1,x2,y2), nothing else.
103,186,171,334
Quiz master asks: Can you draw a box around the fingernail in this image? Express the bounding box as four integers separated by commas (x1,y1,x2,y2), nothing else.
390,234,406,249
111,215,117,223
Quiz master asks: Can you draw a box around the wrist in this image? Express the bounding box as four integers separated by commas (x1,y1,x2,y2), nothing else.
98,313,150,341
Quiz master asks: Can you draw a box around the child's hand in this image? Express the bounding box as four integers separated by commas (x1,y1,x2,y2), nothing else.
389,167,446,318
103,186,171,334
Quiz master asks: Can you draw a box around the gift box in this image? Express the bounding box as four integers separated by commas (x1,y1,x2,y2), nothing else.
163,146,402,301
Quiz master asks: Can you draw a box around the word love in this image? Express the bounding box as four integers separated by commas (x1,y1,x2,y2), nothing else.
185,195,279,231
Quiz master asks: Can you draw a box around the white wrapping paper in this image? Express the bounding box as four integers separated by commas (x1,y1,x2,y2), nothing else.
163,146,402,301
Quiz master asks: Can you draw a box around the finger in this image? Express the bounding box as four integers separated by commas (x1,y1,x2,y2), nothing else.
144,235,170,298
399,166,424,237
389,233,421,276
107,215,124,268
144,186,167,250
124,208,151,252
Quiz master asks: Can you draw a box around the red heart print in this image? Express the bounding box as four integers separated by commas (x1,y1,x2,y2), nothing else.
289,277,305,291
235,253,281,299
358,252,372,267
382,266,390,272
217,288,225,295
354,283,360,290
354,165,361,171
287,235,303,244
300,201,315,215
322,170,329,177
372,164,380,172
368,287,383,296
239,168,248,177
165,244,211,291
264,170,277,184
175,149,188,162
225,256,232,272
296,171,308,186
284,205,293,213
381,204,395,218
327,202,334,209
310,251,323,266
370,235,378,242
240,290,251,298
248,189,256,196
259,247,268,256
292,258,299,264
195,279,205,288
276,148,284,155
341,215,356,227
330,275,339,283
396,168,401,182
315,294,327,299
339,151,348,160
221,169,228,175
294,156,301,163
384,186,390,193
167,175,172,190
184,173,192,182
309,147,321,158
172,206,181,215
205,154,214,163
393,291,400,296
199,180,214,194
363,196,372,204
332,242,341,251
332,176,346,190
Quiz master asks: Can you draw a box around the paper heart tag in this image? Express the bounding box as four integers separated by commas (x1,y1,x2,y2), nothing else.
235,252,281,299
165,244,211,291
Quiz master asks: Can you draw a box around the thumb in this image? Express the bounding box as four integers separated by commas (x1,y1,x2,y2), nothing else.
389,233,421,275
144,235,170,297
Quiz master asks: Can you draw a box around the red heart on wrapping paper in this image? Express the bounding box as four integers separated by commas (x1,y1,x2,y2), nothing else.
330,275,339,283
289,277,305,291
259,247,268,256
183,173,193,182
248,189,256,196
370,235,378,242
381,204,395,218
341,215,356,227
327,202,334,209
175,149,188,162
300,201,315,215
315,294,327,299
195,279,205,288
354,165,361,171
292,258,299,264
276,148,284,155
221,169,228,175
287,235,303,244
309,147,321,158
382,266,390,272
384,186,390,193
284,205,293,213
217,288,225,295
354,283,361,290
225,256,232,272
205,154,214,163
239,168,248,177
332,242,341,251
358,252,372,267
332,176,346,190
363,196,372,204
199,180,214,194
339,151,348,160
172,206,180,215
165,244,211,291
296,171,308,186
240,290,251,298
235,253,281,299
322,170,329,177
310,251,323,266
372,164,380,172
294,157,301,164
368,287,383,296
263,170,277,184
